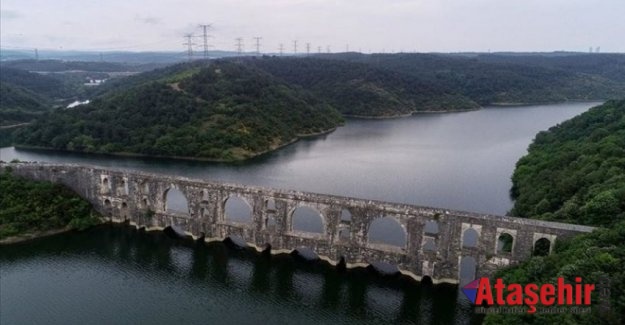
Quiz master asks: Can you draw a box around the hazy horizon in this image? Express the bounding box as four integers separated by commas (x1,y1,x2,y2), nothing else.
2,0,625,54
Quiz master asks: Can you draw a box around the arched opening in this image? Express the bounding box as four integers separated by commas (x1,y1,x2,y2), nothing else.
497,233,514,253
462,228,479,248
424,221,439,235
369,261,400,275
265,213,277,230
119,179,128,195
341,209,352,222
459,256,477,286
142,198,148,207
224,196,252,223
338,225,350,240
293,247,319,260
164,225,187,239
422,237,437,252
102,178,110,193
104,199,111,206
533,238,551,256
165,187,190,214
291,206,324,234
143,182,149,193
225,235,248,248
368,216,406,248
121,202,128,209
266,198,276,211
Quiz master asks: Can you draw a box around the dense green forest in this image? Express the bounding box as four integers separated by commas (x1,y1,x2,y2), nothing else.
246,57,478,116
12,61,343,161
0,67,66,126
0,67,72,99
325,53,625,105
473,53,625,83
0,82,48,126
483,100,625,324
4,53,625,160
0,59,159,73
510,100,625,225
0,60,155,126
0,66,90,126
0,168,101,240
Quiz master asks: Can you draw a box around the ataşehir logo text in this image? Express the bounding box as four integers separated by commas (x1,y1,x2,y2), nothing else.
462,277,595,313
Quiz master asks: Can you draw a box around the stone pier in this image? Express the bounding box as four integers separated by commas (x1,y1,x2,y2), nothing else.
3,163,595,284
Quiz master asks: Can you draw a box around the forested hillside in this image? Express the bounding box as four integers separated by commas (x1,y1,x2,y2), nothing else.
326,53,625,105
0,83,48,126
0,60,160,127
0,68,67,126
12,61,343,161
0,59,156,73
247,57,478,116
483,100,625,324
0,67,71,99
0,168,101,241
473,53,625,83
510,100,625,225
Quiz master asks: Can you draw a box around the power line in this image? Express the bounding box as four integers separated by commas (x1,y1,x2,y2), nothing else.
253,36,262,55
183,33,196,61
235,37,244,56
198,24,212,58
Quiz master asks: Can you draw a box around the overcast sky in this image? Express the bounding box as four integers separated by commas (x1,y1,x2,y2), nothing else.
1,0,624,53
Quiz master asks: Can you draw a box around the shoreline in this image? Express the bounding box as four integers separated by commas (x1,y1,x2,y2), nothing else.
489,99,605,107
11,126,339,163
411,107,482,114
0,227,73,245
343,107,480,119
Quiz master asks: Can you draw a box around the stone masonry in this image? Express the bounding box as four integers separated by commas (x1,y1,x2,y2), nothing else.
3,162,595,284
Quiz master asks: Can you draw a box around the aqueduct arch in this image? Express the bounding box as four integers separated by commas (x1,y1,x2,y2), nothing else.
4,163,596,284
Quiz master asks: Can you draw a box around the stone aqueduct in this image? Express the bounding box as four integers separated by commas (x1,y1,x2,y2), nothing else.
4,163,595,284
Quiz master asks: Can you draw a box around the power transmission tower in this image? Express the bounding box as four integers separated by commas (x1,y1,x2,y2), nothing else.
34,48,39,60
235,38,244,56
326,45,331,53
198,24,212,58
306,43,310,55
345,44,349,52
279,43,284,56
253,36,262,55
317,46,322,54
99,52,104,62
183,33,196,61
293,40,298,54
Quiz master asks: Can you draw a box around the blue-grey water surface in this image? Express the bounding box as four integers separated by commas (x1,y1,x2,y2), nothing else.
0,102,598,324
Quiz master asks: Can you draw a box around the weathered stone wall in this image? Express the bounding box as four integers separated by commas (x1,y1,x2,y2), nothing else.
2,163,595,284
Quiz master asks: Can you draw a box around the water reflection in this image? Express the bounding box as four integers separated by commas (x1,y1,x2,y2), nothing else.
0,102,597,215
0,224,474,324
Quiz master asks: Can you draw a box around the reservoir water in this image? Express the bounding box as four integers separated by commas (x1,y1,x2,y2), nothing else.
0,102,598,324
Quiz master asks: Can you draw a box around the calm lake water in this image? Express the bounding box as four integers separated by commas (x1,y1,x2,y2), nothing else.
0,102,598,324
